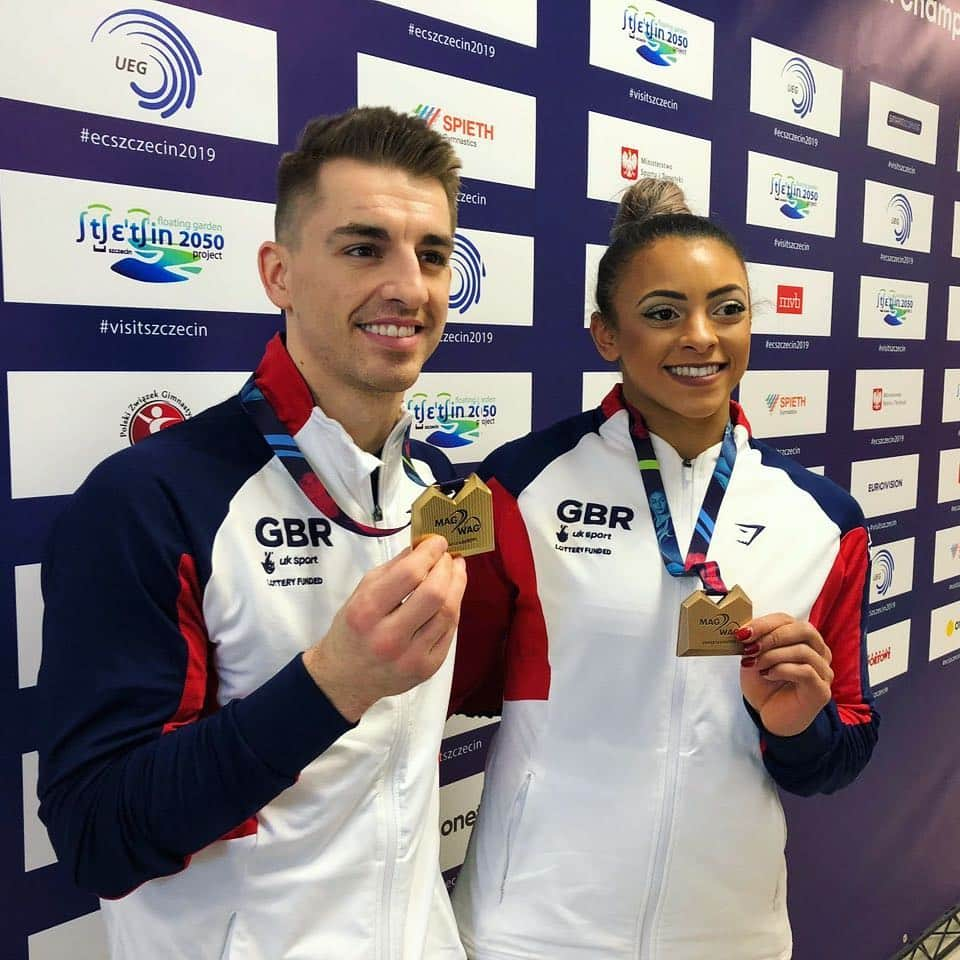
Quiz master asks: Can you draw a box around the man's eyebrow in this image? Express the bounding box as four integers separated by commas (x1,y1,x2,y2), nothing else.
327,223,454,250
328,222,390,243
422,232,454,251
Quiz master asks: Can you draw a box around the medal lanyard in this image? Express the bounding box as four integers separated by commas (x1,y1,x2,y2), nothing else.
240,376,427,538
627,409,737,596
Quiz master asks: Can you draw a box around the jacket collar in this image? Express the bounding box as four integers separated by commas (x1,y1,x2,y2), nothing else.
598,383,753,439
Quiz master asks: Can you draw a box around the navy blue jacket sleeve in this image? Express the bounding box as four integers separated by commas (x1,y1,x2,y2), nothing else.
37,451,354,899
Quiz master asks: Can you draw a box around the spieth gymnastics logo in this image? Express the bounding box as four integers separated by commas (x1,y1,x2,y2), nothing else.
75,203,226,283
876,288,914,327
872,548,895,597
781,56,816,120
887,193,913,246
407,391,498,449
622,5,689,67
91,8,203,120
449,234,486,315
770,173,820,220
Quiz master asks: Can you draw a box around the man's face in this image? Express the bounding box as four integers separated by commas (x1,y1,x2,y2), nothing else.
262,158,454,401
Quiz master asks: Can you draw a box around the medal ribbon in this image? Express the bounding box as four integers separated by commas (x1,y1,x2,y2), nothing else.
627,409,737,596
240,376,427,538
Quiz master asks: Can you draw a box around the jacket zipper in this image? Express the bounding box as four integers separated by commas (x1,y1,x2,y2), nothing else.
635,456,695,960
372,481,402,959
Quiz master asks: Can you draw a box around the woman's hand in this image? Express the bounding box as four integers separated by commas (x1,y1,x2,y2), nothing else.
737,614,833,737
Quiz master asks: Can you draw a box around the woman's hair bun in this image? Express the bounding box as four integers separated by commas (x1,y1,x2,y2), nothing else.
611,178,691,240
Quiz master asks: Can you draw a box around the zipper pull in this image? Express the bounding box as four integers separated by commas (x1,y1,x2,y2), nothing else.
682,458,693,468
373,504,383,522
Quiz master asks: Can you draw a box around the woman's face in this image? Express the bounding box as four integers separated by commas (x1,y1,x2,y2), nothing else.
591,235,751,438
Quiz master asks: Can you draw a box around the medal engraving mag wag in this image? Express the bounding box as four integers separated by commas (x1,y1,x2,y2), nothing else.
677,584,752,657
411,474,494,558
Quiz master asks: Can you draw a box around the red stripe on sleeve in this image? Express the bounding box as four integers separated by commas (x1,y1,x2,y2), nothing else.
495,480,551,702
164,553,210,734
451,478,550,714
808,526,873,726
167,554,259,847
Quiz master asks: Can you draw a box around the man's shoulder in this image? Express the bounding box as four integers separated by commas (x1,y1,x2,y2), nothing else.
479,409,601,498
77,395,270,511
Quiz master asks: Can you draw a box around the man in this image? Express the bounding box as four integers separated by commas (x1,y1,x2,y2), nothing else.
37,107,468,959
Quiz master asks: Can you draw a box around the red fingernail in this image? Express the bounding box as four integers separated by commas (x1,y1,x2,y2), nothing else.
741,641,760,656
735,626,752,641
740,656,757,668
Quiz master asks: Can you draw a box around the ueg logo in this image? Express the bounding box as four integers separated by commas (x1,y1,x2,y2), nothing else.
776,284,804,314
120,390,189,445
781,56,816,120
887,193,913,246
621,5,690,67
76,203,225,283
770,173,820,221
91,8,202,121
406,391,496,449
412,103,495,147
872,547,895,596
555,498,635,555
621,145,639,180
449,234,486,316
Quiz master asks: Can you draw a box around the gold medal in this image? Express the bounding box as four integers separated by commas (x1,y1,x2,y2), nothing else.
676,585,752,657
410,473,495,558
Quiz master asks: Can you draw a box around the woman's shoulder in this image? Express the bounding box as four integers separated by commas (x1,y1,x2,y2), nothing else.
744,437,866,535
479,408,604,497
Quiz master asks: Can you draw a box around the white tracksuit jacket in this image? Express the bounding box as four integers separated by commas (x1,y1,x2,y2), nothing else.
450,386,878,960
38,335,466,960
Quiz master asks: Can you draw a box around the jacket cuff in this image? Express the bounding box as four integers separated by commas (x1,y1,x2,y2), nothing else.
744,699,839,765
232,655,357,778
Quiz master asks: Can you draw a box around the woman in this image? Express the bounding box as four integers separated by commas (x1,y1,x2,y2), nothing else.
449,179,878,960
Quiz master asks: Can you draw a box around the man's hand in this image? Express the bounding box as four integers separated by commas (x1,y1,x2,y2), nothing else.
302,535,467,722
737,614,834,737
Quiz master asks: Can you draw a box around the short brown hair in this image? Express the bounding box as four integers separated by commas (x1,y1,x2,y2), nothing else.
275,106,462,243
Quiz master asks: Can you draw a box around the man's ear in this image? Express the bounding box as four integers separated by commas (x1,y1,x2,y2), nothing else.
258,240,293,311
590,311,620,362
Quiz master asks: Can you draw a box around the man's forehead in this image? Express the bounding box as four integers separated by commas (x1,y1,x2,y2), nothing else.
313,159,451,228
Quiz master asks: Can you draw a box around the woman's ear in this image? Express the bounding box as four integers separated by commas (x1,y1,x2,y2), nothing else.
590,311,620,363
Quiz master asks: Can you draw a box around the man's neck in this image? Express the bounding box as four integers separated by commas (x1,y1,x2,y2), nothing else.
288,356,403,455
309,381,402,455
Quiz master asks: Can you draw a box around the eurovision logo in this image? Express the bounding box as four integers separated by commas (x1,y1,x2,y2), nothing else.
877,288,914,326
449,234,486,315
887,193,913,245
781,56,816,120
120,390,190,445
776,284,804,314
622,5,690,67
75,204,225,283
407,391,498,449
872,548,895,596
770,174,820,220
91,8,203,121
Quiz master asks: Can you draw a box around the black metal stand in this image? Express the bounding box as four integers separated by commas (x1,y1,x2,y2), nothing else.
891,906,960,959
